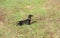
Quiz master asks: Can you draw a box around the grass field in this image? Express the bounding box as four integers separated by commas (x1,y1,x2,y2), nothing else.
0,0,60,38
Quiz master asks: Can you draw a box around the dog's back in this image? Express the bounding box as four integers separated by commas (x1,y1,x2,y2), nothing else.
24,19,31,25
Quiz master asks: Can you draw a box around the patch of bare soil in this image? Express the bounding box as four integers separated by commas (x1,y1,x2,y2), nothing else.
0,21,4,28
0,7,8,28
0,6,6,22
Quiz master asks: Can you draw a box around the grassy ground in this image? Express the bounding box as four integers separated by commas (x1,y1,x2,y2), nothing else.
0,0,60,38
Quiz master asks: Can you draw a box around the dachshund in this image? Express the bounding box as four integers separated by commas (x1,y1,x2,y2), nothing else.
17,15,33,26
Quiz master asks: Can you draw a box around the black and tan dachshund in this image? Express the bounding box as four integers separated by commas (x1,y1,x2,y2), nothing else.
17,15,33,26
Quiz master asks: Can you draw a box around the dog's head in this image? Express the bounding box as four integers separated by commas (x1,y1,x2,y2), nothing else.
28,15,33,17
28,15,33,19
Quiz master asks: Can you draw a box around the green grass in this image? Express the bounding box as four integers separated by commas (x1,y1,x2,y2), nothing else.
0,0,60,38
